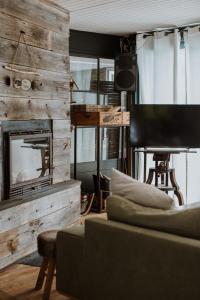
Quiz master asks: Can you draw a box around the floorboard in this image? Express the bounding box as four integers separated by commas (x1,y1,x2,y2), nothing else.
0,264,76,300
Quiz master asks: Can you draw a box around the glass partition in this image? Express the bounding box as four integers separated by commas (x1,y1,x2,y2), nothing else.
70,56,98,163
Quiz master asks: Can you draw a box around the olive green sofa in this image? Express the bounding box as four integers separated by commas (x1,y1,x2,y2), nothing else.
56,216,200,300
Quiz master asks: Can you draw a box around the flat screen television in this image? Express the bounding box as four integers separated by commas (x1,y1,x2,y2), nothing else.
130,105,200,148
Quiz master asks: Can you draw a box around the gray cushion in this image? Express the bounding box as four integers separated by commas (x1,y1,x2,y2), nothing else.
111,169,175,210
107,195,200,240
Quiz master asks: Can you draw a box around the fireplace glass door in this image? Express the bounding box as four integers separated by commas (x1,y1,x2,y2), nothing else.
5,132,52,199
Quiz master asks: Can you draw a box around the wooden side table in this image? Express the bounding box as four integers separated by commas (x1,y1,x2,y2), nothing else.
71,111,130,213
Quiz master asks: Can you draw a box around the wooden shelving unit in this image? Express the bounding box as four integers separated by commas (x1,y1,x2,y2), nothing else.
71,110,130,213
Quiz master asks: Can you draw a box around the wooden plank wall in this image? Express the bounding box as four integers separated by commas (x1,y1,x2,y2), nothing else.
0,182,80,270
0,0,71,189
0,0,81,269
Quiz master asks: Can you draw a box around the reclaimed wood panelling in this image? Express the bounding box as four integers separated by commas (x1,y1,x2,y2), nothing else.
0,198,80,269
0,12,69,54
53,120,71,139
53,120,71,182
0,0,71,183
0,37,69,74
0,0,69,34
0,0,71,185
0,98,70,120
0,62,70,100
53,139,71,164
53,164,71,184
0,1,80,271
0,184,80,233
0,181,80,269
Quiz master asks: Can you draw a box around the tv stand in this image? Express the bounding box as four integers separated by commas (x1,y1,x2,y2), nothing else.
146,151,183,205
135,148,197,206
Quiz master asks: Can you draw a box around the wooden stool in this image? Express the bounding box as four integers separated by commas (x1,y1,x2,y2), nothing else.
35,230,58,300
146,152,184,206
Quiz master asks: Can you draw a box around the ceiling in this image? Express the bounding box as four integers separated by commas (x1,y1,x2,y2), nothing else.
56,0,200,35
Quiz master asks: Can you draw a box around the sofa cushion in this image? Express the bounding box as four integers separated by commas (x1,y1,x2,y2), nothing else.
107,194,200,240
111,169,175,210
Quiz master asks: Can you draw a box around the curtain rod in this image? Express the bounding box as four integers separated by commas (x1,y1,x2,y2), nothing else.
137,23,200,36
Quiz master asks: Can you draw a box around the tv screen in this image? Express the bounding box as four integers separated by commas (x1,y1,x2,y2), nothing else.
130,105,200,148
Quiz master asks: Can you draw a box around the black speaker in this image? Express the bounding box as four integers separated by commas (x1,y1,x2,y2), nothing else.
114,53,137,91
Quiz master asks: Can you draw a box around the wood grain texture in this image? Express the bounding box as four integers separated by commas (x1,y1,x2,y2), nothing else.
0,11,69,54
71,112,130,126
0,0,76,271
53,120,72,182
53,139,71,164
0,62,70,100
53,164,71,184
0,185,80,233
53,120,71,139
0,37,69,74
0,0,69,34
0,264,77,300
0,197,80,269
0,98,70,120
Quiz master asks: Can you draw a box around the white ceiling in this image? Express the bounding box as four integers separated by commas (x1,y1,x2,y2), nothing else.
56,0,200,35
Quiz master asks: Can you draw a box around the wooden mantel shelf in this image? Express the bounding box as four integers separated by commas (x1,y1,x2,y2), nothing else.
71,111,130,127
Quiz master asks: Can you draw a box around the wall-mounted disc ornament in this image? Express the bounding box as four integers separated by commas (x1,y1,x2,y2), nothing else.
21,79,31,91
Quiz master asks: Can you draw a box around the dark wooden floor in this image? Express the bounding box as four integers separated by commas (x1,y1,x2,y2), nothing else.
0,264,77,300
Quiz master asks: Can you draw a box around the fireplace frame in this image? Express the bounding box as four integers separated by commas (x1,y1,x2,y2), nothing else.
4,130,53,200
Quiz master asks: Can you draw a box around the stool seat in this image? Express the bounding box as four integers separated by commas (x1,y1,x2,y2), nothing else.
38,230,58,258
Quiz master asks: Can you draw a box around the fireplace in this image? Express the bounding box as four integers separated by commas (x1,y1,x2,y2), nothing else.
3,121,53,200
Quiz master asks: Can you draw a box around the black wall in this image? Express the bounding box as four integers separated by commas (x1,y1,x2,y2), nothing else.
70,29,122,59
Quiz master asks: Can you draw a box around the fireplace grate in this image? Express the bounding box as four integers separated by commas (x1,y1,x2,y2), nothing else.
9,129,51,136
9,178,51,199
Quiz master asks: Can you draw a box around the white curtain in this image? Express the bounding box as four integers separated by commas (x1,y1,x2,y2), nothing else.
136,28,200,203
186,28,200,202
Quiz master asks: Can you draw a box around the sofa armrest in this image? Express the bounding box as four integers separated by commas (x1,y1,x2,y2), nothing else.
82,218,200,300
56,224,85,298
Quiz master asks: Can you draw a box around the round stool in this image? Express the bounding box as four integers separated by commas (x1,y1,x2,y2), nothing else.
35,230,58,300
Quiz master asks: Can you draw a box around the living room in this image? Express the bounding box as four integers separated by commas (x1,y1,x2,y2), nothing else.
0,0,200,300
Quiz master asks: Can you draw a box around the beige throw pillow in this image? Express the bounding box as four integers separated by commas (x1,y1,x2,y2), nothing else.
111,169,175,210
107,195,200,240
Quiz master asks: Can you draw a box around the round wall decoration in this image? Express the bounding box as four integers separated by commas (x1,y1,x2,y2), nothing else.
21,79,31,91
